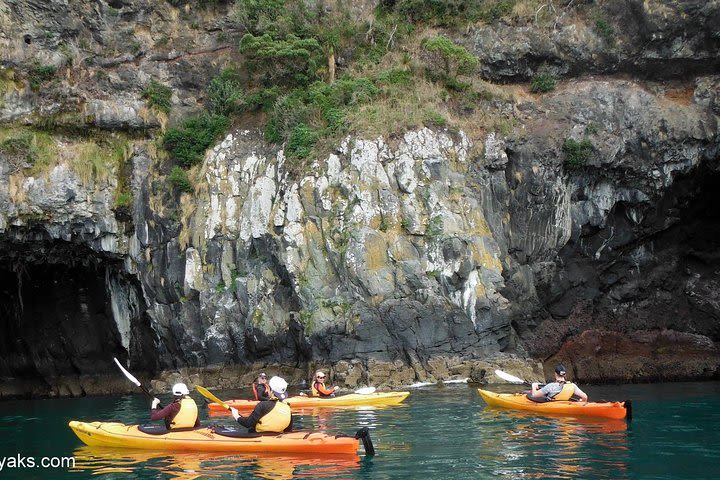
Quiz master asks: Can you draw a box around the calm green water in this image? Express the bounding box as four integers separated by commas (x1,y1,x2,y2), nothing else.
1,382,719,479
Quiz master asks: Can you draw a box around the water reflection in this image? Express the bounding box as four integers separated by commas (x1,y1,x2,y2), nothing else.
477,408,630,479
72,446,362,479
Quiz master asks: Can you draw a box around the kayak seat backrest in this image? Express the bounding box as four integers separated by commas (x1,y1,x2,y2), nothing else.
526,393,551,403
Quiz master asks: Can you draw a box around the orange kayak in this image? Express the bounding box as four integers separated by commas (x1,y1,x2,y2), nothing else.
478,389,631,420
69,421,371,455
208,391,410,414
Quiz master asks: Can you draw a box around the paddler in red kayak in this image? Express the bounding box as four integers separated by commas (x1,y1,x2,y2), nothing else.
311,370,340,397
528,364,588,402
230,376,293,433
150,382,200,429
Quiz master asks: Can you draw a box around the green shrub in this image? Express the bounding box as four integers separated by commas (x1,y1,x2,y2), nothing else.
266,76,377,157
563,138,593,168
530,67,557,93
168,166,194,193
424,109,447,127
239,33,323,87
286,123,318,159
595,17,615,46
163,114,229,167
477,0,515,23
375,69,414,87
394,0,484,26
0,135,35,166
233,0,304,37
142,80,173,113
421,36,479,80
28,63,56,90
115,191,132,208
207,68,244,115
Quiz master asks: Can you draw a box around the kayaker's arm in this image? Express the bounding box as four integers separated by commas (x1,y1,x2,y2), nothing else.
574,385,588,402
151,402,179,421
530,383,544,398
233,401,274,429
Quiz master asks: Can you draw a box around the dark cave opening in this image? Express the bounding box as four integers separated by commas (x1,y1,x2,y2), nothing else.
548,165,720,340
0,238,155,391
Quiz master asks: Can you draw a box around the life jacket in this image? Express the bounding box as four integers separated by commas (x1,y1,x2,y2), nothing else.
251,383,263,401
311,381,333,397
551,382,576,401
255,401,292,433
169,397,198,429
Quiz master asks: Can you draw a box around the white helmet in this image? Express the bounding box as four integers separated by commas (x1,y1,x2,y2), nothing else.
172,383,190,396
268,376,288,400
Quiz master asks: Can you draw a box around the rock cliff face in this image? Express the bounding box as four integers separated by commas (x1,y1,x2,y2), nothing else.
0,0,718,397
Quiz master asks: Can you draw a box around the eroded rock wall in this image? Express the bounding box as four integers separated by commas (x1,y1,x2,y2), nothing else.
0,0,719,397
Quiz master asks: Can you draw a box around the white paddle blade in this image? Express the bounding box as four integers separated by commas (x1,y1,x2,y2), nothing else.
114,357,142,387
355,387,376,395
494,369,526,384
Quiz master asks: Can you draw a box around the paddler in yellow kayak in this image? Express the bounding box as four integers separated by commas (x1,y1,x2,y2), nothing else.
528,364,588,402
150,383,200,429
311,370,340,397
230,376,293,433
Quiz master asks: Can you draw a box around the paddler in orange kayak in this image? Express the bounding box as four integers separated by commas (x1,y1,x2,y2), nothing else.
150,383,200,429
230,376,293,433
251,372,271,401
528,364,588,402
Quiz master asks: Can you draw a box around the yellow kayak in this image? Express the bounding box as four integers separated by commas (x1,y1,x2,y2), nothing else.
69,421,368,455
208,391,410,414
478,389,631,420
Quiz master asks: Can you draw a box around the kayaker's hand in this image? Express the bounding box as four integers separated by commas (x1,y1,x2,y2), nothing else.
333,386,340,391
151,398,161,409
531,383,539,390
230,408,240,420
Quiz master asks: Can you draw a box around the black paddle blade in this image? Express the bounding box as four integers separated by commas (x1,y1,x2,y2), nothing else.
355,427,375,456
624,400,632,421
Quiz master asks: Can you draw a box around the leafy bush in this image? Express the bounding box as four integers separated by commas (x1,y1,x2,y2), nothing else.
163,114,229,167
595,17,615,46
391,0,482,26
530,66,557,93
421,36,479,80
265,76,377,155
207,68,244,115
0,135,35,166
169,166,193,192
28,63,56,90
115,191,132,207
142,80,173,113
477,0,515,23
375,69,414,87
233,0,308,37
239,33,323,87
563,138,593,168
286,123,318,159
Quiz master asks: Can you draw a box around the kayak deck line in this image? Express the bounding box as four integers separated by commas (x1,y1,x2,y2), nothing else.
478,389,630,420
